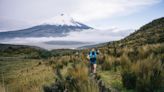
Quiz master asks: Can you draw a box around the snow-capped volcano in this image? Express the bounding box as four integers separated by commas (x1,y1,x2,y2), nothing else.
0,14,92,39
42,14,82,27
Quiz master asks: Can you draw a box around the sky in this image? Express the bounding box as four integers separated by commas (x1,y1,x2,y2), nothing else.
0,0,164,31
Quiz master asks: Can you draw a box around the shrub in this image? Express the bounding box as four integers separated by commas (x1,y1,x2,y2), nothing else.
101,55,115,70
134,55,163,92
39,51,52,59
121,53,164,91
137,45,151,59
67,63,88,82
120,54,137,89
119,54,131,69
121,71,137,89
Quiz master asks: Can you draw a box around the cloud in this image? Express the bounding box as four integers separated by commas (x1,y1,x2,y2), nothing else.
0,0,161,24
0,28,134,49
70,0,161,22
55,29,134,42
0,29,133,43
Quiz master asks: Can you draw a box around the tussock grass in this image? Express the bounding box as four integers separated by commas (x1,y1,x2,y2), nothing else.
101,55,116,70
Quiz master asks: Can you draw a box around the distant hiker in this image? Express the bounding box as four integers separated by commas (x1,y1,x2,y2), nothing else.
88,48,99,74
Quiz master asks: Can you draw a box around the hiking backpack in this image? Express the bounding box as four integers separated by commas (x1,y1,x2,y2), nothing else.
89,51,97,59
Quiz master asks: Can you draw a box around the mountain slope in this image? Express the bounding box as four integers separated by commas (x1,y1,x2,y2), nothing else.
0,14,92,39
109,17,164,47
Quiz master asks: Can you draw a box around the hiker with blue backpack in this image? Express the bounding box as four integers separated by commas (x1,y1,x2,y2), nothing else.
88,48,99,74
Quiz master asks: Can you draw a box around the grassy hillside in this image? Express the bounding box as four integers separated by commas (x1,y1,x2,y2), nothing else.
105,17,164,47
95,17,164,92
0,44,45,58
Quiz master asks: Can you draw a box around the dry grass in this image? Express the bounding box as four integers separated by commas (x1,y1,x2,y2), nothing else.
8,65,54,92
67,63,89,82
0,59,55,92
131,55,163,92
66,62,99,92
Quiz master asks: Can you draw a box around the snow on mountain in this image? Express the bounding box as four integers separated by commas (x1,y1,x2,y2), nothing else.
42,14,82,27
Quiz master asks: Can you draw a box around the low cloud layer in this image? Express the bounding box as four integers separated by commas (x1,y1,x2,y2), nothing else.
0,29,134,49
54,29,133,43
1,29,133,44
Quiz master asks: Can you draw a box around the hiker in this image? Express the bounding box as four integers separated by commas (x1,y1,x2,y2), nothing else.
88,48,99,74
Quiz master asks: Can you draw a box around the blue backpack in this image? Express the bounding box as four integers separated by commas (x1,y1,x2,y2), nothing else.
89,51,97,59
